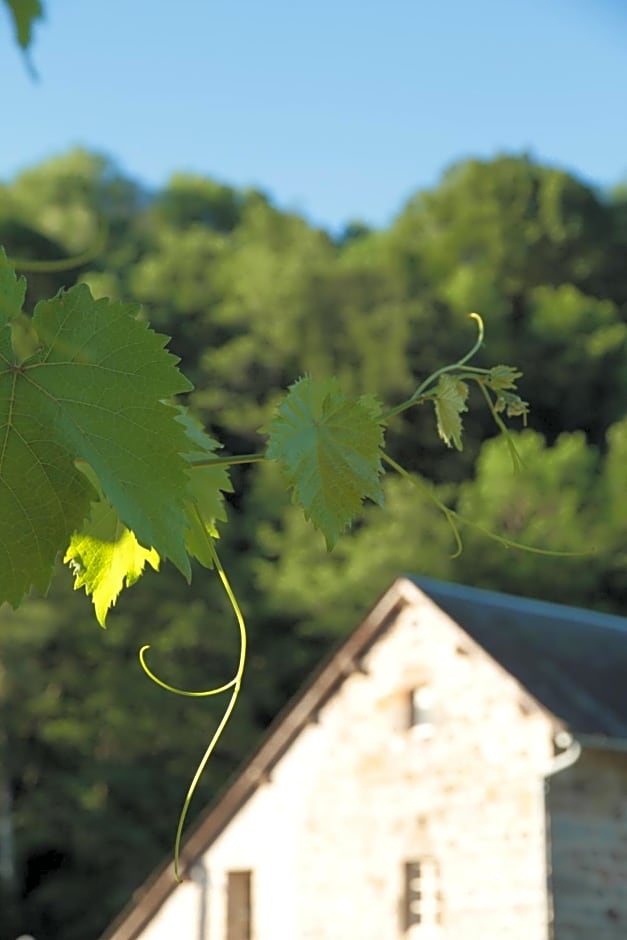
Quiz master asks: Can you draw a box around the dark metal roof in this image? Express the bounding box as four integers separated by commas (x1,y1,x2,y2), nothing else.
412,576,627,738
101,577,627,939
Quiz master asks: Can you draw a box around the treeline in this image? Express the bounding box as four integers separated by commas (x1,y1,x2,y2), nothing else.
1,149,627,939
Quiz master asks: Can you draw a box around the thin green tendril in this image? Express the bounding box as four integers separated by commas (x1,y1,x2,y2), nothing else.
187,452,265,469
139,513,247,882
383,312,485,421
451,515,593,558
139,648,237,697
383,452,590,559
383,453,464,557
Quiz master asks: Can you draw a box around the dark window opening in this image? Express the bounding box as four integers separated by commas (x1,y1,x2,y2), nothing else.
226,869,252,940
404,858,443,930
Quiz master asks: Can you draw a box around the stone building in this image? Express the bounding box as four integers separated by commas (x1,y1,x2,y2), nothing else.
101,576,627,940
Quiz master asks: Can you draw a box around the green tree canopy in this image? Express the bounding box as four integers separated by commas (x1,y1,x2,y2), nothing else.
2,147,627,939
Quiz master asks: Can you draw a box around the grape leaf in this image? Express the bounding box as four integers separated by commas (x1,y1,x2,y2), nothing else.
434,374,469,450
0,249,27,319
64,477,160,628
3,0,42,49
0,260,95,604
0,250,192,607
175,409,233,567
494,390,530,422
265,376,385,549
63,412,231,622
487,364,523,391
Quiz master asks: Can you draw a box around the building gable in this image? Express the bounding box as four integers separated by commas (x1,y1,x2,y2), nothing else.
412,577,627,737
103,576,571,940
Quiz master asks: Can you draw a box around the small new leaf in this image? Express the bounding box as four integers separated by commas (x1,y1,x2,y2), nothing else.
487,364,523,392
495,390,530,424
434,374,469,450
265,376,385,549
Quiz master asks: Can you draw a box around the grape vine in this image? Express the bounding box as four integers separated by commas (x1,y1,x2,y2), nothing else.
0,0,595,907
0,246,538,875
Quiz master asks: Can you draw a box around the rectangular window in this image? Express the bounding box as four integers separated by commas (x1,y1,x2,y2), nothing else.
226,870,252,940
404,858,443,930
408,686,435,729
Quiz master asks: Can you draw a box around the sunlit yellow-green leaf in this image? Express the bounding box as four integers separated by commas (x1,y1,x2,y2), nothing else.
64,496,159,627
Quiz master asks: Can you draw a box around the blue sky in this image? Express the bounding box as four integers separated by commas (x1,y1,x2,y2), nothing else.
2,0,626,231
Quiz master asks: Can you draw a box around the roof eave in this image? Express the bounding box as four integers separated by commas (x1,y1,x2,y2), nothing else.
576,733,627,753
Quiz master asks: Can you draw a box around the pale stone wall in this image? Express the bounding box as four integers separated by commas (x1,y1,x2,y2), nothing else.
135,880,198,940
547,749,627,940
133,586,556,940
291,592,554,940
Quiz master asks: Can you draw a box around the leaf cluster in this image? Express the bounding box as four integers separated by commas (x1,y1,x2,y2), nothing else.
1,241,529,621
0,250,231,623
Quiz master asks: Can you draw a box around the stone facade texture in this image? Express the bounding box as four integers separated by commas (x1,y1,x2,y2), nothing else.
548,748,627,939
106,582,627,940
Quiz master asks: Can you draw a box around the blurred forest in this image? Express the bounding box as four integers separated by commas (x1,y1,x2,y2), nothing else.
1,149,627,939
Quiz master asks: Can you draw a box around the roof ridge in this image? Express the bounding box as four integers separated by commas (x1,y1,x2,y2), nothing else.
410,575,627,635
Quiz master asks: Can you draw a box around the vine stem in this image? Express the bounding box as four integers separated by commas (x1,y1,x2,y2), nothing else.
383,312,485,421
188,452,266,469
382,451,589,559
474,380,524,472
382,452,464,557
139,509,247,882
139,649,237,697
